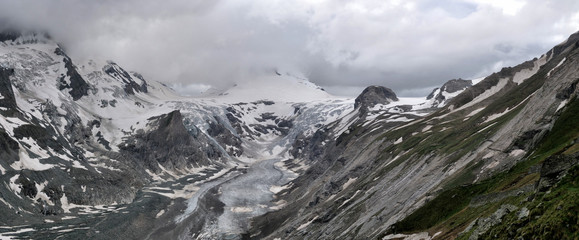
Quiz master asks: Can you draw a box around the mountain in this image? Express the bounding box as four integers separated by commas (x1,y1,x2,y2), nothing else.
0,29,577,240
246,32,579,239
423,78,473,108
202,70,332,103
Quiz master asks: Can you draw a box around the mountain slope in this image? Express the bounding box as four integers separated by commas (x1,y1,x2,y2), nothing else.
246,32,579,240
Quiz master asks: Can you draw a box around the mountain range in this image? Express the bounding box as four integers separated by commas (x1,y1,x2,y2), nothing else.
0,30,577,239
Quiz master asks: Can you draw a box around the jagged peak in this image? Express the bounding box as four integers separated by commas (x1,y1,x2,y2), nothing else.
354,85,398,110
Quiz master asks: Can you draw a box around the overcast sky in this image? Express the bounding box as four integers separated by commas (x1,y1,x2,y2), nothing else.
1,0,579,97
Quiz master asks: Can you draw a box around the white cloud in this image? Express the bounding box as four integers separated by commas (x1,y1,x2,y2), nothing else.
466,0,527,15
1,0,578,97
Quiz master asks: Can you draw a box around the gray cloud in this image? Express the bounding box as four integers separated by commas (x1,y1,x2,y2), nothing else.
1,0,579,97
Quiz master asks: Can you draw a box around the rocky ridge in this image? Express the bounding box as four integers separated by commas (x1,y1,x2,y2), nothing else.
246,32,579,239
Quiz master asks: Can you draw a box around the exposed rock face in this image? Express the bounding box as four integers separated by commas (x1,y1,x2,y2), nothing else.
55,48,90,101
427,78,472,102
448,59,536,110
206,117,243,157
13,124,64,154
354,85,398,110
0,67,17,111
119,110,222,172
103,61,148,95
0,30,21,42
536,152,579,191
460,204,519,240
0,129,19,162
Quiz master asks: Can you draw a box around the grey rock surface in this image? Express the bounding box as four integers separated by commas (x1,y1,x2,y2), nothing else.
354,85,398,110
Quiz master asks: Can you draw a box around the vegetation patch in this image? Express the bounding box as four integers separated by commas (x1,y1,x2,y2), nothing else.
385,97,579,238
480,165,579,239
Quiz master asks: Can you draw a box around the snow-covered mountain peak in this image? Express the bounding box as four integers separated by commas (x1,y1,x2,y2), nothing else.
200,70,334,103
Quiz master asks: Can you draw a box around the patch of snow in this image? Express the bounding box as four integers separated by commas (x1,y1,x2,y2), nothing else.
513,56,546,84
270,199,287,210
0,197,14,210
297,216,318,231
145,169,163,181
455,77,510,111
384,154,402,168
556,100,568,111
155,209,165,218
484,108,509,123
484,90,535,123
382,232,430,240
230,207,253,213
385,116,413,123
34,181,53,205
393,137,403,145
339,190,361,208
547,57,566,77
8,174,21,197
432,231,442,239
471,77,485,85
485,160,500,170
71,160,87,170
483,151,496,159
88,160,122,172
60,193,72,213
269,185,289,194
342,177,358,190
10,149,55,171
509,149,526,157
325,194,337,202
202,73,334,103
476,122,497,134
466,107,485,117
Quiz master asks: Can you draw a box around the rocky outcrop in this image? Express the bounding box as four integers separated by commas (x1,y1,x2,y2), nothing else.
0,30,21,42
206,116,243,157
55,48,90,101
0,129,19,168
448,59,535,110
103,62,148,95
536,151,579,191
427,78,472,104
119,110,222,172
460,204,519,240
0,67,17,113
354,85,398,111
13,124,64,154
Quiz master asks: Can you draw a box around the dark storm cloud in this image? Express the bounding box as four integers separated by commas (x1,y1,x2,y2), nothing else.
1,0,579,97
